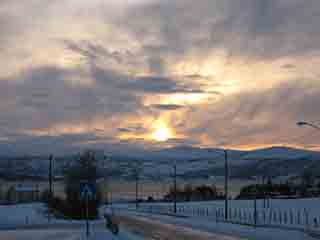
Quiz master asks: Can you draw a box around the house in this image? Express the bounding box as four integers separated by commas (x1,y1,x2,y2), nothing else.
7,184,40,204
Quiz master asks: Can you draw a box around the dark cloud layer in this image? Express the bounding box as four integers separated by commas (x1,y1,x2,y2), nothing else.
0,0,320,153
123,0,320,60
186,79,320,148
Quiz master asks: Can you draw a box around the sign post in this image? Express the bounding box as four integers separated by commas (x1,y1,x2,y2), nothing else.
80,182,96,238
86,193,89,237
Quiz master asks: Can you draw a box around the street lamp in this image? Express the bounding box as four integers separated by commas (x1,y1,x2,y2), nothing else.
224,150,228,221
103,154,112,206
210,149,229,221
46,154,54,223
130,160,143,209
173,163,177,214
49,154,54,200
297,121,320,130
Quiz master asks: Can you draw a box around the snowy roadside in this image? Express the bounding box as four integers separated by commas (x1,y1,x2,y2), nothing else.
0,229,144,240
114,207,317,240
0,203,144,240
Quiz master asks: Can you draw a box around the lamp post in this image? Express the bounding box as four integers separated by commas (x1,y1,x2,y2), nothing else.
224,149,229,221
48,154,54,222
173,163,177,214
211,149,229,221
297,121,320,130
103,154,112,206
49,154,54,199
135,171,139,209
131,160,143,210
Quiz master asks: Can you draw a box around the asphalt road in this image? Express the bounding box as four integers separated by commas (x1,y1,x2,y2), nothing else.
0,230,83,240
0,216,245,240
117,215,245,240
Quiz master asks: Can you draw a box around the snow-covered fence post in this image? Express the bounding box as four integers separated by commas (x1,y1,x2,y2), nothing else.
304,208,309,230
313,217,318,228
289,209,293,225
273,210,277,224
240,209,243,223
248,212,252,225
215,209,218,222
297,210,301,225
284,211,288,225
262,209,266,225
243,210,247,223
235,208,238,220
268,210,272,225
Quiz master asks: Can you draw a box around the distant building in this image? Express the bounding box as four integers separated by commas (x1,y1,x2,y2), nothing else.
7,184,40,204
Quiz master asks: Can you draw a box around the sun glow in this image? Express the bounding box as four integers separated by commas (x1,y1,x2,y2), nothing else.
152,125,172,142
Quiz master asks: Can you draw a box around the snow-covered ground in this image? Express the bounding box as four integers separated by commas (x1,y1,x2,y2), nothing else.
113,198,320,238
114,208,317,240
0,203,48,227
0,203,143,240
0,229,143,240
1,201,320,240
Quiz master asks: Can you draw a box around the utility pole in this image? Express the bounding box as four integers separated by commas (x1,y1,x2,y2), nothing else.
254,183,257,227
173,164,177,214
135,173,139,209
49,154,53,199
48,154,53,222
262,176,266,209
224,150,228,221
86,193,90,238
132,160,142,210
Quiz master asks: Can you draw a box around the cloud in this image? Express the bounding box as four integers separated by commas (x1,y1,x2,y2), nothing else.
123,0,320,60
149,104,185,111
184,79,320,148
0,65,145,134
0,0,320,154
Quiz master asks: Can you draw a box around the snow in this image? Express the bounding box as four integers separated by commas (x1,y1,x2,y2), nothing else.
0,203,144,240
0,203,48,227
0,229,143,240
1,200,320,240
112,198,320,240
113,208,317,240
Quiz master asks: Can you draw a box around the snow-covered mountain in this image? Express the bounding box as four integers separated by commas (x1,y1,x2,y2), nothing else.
0,146,319,180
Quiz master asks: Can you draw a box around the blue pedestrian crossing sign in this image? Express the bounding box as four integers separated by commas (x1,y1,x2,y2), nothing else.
80,182,96,200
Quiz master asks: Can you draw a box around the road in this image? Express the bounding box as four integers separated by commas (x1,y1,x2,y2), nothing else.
113,209,316,240
117,215,244,240
0,230,82,240
0,222,141,240
0,217,245,240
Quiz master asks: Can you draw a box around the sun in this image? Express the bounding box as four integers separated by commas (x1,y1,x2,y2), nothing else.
152,126,171,142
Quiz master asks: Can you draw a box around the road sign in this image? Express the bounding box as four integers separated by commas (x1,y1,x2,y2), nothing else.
80,182,96,238
80,182,96,200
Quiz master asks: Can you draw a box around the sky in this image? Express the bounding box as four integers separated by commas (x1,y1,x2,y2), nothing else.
1,0,320,154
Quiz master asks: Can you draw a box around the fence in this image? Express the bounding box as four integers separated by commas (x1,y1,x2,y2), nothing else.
119,203,320,232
